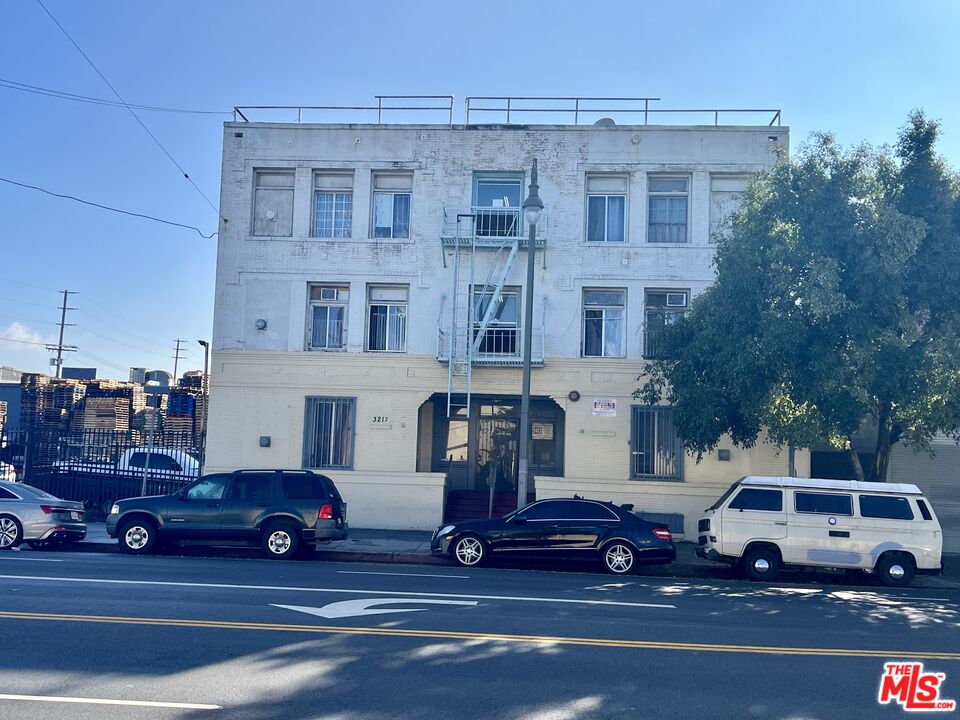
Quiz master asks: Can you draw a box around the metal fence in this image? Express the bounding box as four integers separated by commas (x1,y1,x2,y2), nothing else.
1,427,201,519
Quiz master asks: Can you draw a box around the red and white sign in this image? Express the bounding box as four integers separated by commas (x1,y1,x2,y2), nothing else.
592,398,617,417
878,662,956,712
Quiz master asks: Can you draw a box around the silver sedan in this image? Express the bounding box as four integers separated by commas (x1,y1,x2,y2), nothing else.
0,481,86,549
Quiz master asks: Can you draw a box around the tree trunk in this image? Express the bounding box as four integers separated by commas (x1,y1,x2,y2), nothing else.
871,401,893,483
847,438,866,483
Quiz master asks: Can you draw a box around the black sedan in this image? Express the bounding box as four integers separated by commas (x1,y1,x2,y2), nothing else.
431,497,675,574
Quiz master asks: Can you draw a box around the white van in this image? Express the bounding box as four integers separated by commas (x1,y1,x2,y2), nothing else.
697,476,944,586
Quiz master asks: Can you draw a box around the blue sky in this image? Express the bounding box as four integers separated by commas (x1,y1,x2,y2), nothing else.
1,0,958,379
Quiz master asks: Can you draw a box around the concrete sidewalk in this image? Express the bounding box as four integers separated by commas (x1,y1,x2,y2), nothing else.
46,523,960,589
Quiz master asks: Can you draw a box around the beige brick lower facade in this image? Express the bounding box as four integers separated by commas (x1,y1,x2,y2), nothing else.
205,350,809,535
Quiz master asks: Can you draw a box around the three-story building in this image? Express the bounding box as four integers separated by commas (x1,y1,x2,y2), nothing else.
207,97,807,534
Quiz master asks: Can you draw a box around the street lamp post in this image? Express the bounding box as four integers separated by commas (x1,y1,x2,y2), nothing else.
197,340,210,472
517,159,544,511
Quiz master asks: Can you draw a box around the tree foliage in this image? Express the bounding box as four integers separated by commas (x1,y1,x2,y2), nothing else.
638,112,960,481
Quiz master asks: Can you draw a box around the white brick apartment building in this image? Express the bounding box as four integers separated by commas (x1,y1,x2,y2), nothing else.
206,97,806,534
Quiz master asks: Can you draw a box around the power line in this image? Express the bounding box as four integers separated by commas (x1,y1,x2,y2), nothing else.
0,336,50,347
0,312,59,326
34,0,227,223
0,78,232,115
0,176,217,239
74,324,171,359
74,349,130,374
76,308,175,349
78,295,196,356
0,295,59,309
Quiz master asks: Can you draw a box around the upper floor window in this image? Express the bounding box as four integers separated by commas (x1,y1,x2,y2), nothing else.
313,172,353,238
367,285,408,352
582,289,625,358
473,288,519,355
307,284,348,350
710,175,749,243
586,175,626,242
474,173,523,237
253,170,294,237
643,290,688,359
648,175,690,243
372,173,412,239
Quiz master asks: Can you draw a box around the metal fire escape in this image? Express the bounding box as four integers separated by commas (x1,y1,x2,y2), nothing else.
442,210,522,418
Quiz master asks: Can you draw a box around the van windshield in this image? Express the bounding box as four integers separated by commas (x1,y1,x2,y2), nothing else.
707,482,741,511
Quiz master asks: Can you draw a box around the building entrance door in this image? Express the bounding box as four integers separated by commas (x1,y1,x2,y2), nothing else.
476,417,518,493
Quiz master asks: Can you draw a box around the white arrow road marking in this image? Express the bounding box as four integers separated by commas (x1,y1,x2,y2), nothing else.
273,598,478,619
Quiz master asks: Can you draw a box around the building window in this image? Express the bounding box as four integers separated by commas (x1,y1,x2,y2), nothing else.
643,290,688,359
586,175,626,242
253,170,294,237
303,397,355,469
630,406,681,481
473,288,518,355
313,172,353,237
307,284,348,350
710,175,749,243
474,173,523,237
582,289,625,357
372,173,412,238
367,285,408,352
647,175,689,243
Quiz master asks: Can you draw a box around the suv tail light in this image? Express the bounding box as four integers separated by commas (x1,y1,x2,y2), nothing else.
318,504,333,520
652,527,672,541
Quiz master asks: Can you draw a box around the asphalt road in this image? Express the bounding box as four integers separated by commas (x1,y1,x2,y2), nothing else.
0,550,958,720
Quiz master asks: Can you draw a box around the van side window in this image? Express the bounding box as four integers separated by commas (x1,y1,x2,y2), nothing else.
794,492,852,516
917,499,933,521
859,495,914,520
729,488,782,512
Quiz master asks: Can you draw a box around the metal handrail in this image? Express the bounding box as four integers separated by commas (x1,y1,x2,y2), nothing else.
234,95,455,125
465,96,781,127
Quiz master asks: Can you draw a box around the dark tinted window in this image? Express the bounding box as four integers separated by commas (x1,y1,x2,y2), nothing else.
730,488,783,512
151,455,183,472
917,499,933,521
859,495,914,520
574,502,619,520
522,501,564,520
795,491,852,516
0,487,17,500
127,452,148,468
282,474,330,500
229,474,272,502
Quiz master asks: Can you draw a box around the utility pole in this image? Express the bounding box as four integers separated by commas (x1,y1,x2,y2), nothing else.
172,339,184,384
45,289,77,378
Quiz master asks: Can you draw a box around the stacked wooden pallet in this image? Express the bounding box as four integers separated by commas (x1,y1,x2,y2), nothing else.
20,374,83,432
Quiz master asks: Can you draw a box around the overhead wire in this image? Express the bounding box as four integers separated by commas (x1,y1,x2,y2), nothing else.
0,176,217,238
0,78,232,115
34,0,227,224
74,324,173,360
0,336,51,347
78,294,197,356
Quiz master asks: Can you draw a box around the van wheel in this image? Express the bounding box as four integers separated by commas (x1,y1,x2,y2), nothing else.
877,554,915,588
742,547,781,581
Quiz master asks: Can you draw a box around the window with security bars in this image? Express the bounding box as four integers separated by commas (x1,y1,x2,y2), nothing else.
647,176,689,243
303,397,355,469
586,175,627,242
307,285,348,350
253,170,294,237
630,406,682,481
367,285,408,352
582,289,625,357
372,173,412,238
643,290,688,359
313,172,353,237
473,288,519,355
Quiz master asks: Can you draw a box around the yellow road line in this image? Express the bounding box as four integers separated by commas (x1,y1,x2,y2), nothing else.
1,610,958,661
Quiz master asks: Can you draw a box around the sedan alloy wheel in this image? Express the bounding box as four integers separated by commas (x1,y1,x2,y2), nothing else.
453,535,485,567
603,543,635,574
0,516,21,549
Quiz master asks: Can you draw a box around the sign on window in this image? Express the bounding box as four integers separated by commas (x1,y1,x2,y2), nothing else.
532,422,554,440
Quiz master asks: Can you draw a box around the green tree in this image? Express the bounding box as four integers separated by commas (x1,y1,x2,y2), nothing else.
638,112,960,482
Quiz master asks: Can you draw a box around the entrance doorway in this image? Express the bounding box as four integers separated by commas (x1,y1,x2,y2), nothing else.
423,394,564,521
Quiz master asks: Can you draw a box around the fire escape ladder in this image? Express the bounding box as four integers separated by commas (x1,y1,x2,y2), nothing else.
470,238,519,354
446,214,475,418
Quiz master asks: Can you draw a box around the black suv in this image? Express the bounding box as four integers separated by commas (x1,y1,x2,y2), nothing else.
106,469,347,559
431,497,675,574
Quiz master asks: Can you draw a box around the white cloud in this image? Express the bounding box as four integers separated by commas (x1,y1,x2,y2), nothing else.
0,322,56,372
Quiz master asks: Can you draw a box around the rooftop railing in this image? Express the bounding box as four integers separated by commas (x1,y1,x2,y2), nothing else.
233,96,782,127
